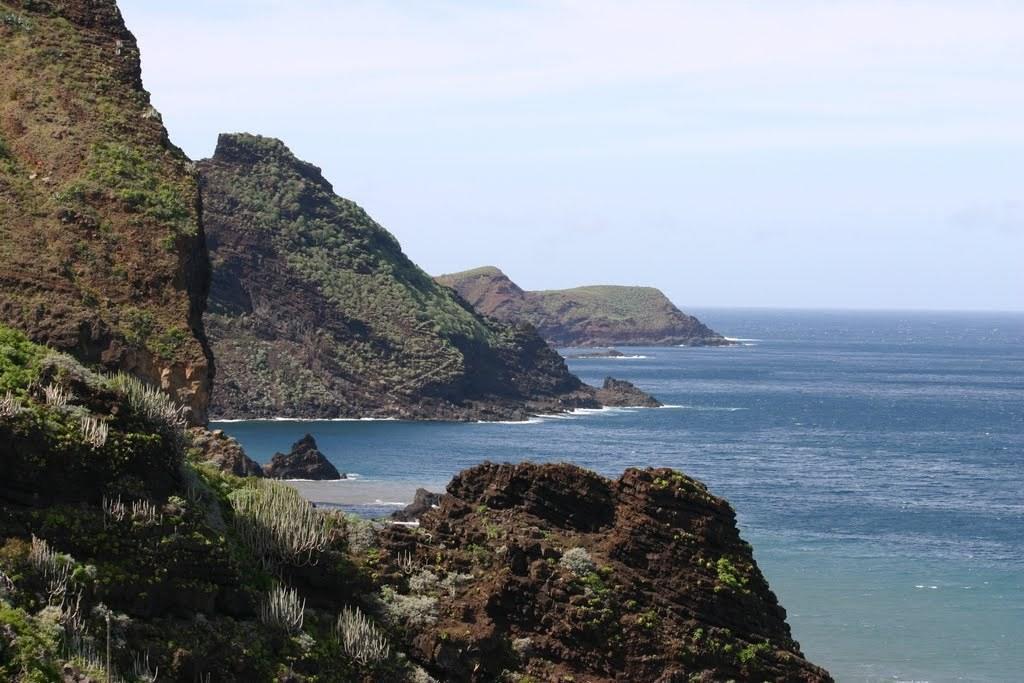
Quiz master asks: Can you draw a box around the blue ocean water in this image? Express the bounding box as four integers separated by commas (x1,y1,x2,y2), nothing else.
214,309,1024,683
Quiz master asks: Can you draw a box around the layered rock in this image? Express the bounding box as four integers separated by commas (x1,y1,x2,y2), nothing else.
436,266,730,347
0,0,213,423
381,462,832,682
263,434,343,480
595,376,663,407
199,134,598,421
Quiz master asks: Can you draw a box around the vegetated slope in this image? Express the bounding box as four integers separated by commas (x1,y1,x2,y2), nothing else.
436,266,730,347
0,0,212,422
0,326,830,682
199,134,596,420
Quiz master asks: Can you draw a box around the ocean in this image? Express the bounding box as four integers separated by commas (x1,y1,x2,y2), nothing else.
213,309,1024,683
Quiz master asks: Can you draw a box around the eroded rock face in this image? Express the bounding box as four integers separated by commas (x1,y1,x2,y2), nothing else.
188,428,263,478
381,462,832,682
0,0,213,424
263,434,343,480
595,376,663,407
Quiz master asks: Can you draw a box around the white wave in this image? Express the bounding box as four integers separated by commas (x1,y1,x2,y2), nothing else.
475,417,547,425
373,499,410,507
390,520,420,527
724,337,763,342
211,417,399,423
281,473,362,482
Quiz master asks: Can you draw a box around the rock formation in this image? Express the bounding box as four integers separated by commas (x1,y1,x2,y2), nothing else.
595,376,663,407
188,427,264,477
379,462,832,681
436,266,731,347
199,135,599,421
390,488,442,522
263,434,343,480
0,0,213,423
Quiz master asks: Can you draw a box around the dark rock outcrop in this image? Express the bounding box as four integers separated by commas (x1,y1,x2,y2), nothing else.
381,462,832,682
0,0,213,423
436,266,732,347
263,434,343,480
595,376,663,407
391,488,442,522
199,134,599,421
188,427,263,477
568,348,627,358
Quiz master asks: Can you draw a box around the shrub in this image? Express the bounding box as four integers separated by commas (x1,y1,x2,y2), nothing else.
378,586,437,629
229,479,332,568
716,557,748,591
79,415,109,448
106,371,187,451
0,391,22,417
559,547,596,577
336,605,390,666
0,325,49,395
259,585,305,635
43,383,72,408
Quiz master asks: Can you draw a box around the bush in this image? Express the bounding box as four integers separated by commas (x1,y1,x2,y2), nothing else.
378,586,437,629
559,547,596,577
229,479,332,568
259,584,305,635
336,605,390,666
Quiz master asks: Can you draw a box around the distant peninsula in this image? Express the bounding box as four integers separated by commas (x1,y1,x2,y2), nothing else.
436,266,731,347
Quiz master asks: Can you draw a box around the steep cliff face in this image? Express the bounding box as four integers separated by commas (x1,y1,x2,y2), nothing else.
199,134,597,420
381,462,832,682
0,0,212,422
437,266,730,347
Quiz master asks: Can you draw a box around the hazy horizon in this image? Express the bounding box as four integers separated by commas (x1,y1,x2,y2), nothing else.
119,1,1024,313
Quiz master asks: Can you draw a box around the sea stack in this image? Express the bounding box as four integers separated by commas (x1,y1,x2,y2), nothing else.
263,434,344,480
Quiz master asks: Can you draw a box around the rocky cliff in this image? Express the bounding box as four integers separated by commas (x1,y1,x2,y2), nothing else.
0,0,213,422
0,328,830,682
199,134,597,420
436,266,730,347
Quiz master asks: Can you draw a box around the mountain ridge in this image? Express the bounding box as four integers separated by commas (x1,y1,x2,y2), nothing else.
199,133,600,421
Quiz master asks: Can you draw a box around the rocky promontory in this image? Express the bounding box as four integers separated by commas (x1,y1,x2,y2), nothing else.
380,462,832,682
595,376,663,407
436,266,731,347
263,434,344,480
199,135,599,421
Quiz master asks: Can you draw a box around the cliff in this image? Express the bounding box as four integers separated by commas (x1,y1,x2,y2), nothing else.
199,134,597,420
0,327,830,681
436,266,730,347
0,0,213,422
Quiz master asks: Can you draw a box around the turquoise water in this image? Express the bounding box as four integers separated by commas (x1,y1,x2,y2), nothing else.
214,309,1024,683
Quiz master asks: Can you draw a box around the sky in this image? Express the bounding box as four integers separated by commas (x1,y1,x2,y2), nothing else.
119,0,1024,311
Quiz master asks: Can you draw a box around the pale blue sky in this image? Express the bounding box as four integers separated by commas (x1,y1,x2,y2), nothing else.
120,1,1024,311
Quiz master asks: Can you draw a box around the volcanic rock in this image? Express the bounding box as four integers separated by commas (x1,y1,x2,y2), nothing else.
595,376,663,407
263,434,343,480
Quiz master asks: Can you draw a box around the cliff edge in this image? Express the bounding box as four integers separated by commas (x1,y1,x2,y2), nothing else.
437,266,729,347
199,134,597,421
0,0,213,422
